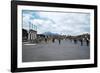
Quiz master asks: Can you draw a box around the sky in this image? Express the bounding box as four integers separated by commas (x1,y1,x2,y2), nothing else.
22,10,90,35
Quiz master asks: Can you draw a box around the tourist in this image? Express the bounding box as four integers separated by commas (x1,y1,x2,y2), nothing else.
79,39,83,46
52,38,55,43
58,38,61,44
86,39,89,46
45,38,47,43
74,38,77,44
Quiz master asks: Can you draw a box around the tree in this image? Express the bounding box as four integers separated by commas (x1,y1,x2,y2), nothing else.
22,29,28,40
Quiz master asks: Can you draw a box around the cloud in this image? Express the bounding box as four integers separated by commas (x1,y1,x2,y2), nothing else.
22,10,90,35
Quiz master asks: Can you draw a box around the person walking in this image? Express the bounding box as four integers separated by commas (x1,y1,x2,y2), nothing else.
52,38,55,43
79,39,83,46
58,38,61,44
86,39,89,46
74,38,77,44
45,37,47,43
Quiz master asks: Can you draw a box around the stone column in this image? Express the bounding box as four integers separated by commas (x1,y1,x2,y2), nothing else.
28,32,30,41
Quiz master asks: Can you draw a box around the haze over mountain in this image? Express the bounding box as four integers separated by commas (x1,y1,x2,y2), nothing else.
43,32,59,36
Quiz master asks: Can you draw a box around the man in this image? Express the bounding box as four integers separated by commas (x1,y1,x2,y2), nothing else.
86,39,90,46
74,38,77,44
79,39,83,46
52,38,55,43
58,38,61,44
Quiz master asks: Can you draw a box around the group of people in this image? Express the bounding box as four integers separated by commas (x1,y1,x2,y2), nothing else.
44,37,61,44
43,36,90,46
73,38,90,46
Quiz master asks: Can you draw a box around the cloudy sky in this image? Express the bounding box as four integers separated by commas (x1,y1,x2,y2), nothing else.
22,10,90,35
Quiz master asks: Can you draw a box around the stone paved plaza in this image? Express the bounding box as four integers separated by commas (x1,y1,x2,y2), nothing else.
22,39,90,62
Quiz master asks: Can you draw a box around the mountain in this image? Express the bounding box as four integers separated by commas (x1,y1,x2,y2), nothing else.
43,32,59,36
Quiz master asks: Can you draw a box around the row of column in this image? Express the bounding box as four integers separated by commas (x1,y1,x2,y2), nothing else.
28,31,37,41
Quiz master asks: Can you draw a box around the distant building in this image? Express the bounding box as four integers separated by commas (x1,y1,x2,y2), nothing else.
28,29,37,41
